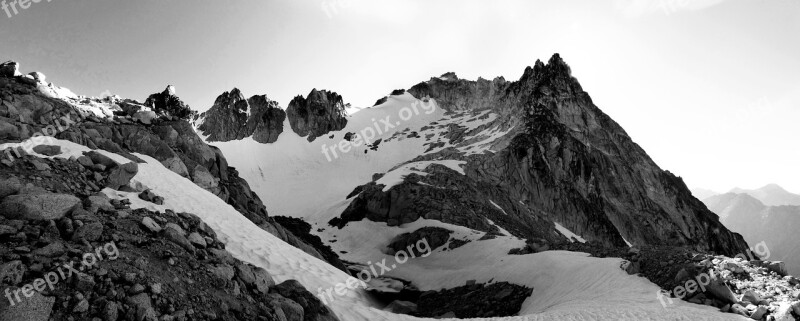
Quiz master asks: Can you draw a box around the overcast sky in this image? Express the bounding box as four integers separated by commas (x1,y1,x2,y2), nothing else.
1,0,799,193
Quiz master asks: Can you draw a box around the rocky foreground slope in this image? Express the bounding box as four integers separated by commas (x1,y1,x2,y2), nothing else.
0,61,344,321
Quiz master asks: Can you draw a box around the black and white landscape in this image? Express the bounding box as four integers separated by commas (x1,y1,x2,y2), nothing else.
1,1,799,321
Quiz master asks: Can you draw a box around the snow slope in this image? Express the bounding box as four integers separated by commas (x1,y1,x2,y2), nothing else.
0,137,744,320
209,93,450,222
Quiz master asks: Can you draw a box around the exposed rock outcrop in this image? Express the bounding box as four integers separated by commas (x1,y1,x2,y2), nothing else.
332,164,564,244
286,89,348,142
0,157,338,321
144,85,195,119
1,71,347,279
196,88,286,144
414,281,533,318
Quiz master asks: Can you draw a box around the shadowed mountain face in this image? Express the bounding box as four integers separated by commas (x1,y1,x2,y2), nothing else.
704,192,800,275
333,54,750,256
729,184,800,206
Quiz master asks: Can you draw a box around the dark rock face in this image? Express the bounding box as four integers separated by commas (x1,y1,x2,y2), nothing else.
414,282,533,318
408,72,510,112
330,164,565,244
143,85,195,119
0,61,20,77
387,227,452,256
196,89,286,144
0,193,80,221
286,89,348,142
483,54,748,255
272,216,349,273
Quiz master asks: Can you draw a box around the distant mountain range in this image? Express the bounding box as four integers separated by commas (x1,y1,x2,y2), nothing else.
729,184,800,206
692,184,800,207
699,185,800,276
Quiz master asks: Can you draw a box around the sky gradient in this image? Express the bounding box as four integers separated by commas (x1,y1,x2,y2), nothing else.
2,0,799,193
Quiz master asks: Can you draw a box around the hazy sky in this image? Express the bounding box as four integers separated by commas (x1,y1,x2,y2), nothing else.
1,0,799,193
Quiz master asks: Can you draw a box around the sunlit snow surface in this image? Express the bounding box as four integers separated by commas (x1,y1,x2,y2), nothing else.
0,137,743,320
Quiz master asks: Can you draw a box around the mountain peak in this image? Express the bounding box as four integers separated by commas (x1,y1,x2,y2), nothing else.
758,183,787,192
163,84,177,96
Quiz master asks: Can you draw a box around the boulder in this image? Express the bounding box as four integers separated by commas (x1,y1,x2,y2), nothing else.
272,280,339,321
84,194,114,213
161,226,194,253
72,221,104,242
234,263,275,294
0,193,80,220
702,278,738,304
84,150,118,168
0,260,25,285
125,293,156,321
164,223,186,235
133,110,157,125
387,227,451,256
0,118,19,140
33,242,65,257
750,305,768,319
101,301,119,321
187,232,207,248
32,145,61,156
76,155,94,168
767,261,788,276
0,287,55,321
106,162,138,190
0,176,22,199
28,72,46,83
741,290,761,305
0,61,20,78
267,293,305,321
140,217,162,233
208,264,235,281
383,300,418,314
191,165,218,190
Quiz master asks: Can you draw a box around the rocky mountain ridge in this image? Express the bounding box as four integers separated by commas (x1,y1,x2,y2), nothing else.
728,184,800,207
332,54,749,256
195,88,348,144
